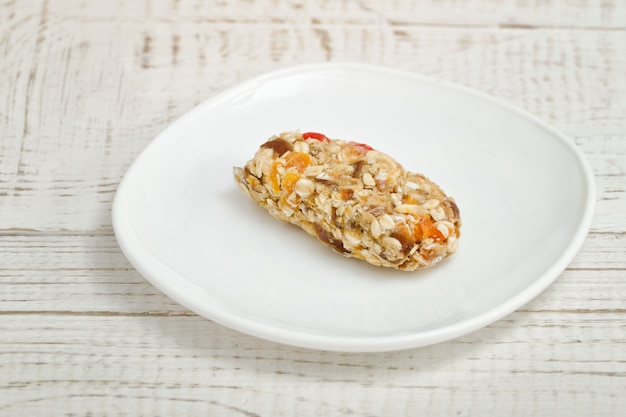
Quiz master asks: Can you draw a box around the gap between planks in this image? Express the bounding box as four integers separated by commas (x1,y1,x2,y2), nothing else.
0,310,196,317
0,229,114,237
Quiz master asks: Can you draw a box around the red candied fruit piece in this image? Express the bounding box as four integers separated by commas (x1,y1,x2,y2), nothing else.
353,142,374,153
302,132,330,142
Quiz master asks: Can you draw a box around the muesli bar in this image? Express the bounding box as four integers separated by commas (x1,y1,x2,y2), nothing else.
233,131,461,271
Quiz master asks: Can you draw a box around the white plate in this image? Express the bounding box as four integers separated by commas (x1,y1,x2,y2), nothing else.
112,63,595,352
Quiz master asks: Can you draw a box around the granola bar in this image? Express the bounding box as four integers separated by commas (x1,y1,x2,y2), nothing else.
233,131,461,271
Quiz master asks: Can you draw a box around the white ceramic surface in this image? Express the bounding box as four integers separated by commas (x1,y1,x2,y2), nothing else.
112,63,595,352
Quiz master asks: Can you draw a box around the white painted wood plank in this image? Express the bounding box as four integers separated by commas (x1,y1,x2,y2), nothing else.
37,0,626,28
0,235,188,314
0,312,624,416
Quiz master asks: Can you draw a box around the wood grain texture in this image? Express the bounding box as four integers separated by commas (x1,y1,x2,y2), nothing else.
1,0,625,416
1,313,624,416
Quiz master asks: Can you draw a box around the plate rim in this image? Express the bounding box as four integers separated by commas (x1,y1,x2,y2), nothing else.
112,62,596,352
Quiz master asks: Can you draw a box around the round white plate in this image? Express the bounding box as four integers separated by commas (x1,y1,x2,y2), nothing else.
112,63,595,352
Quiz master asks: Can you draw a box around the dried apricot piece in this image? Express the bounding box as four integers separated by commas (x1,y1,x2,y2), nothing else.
268,161,281,194
419,216,445,241
285,152,311,173
281,171,300,195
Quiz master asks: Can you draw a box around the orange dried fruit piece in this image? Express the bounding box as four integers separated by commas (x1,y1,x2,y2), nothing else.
281,171,300,195
268,161,281,194
418,216,445,241
285,152,311,173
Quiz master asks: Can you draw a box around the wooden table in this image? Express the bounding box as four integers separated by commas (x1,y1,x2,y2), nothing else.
2,1,625,415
